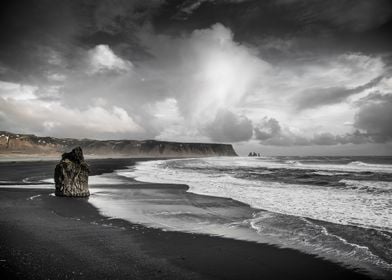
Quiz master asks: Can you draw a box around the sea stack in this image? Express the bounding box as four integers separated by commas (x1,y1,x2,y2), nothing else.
54,147,90,197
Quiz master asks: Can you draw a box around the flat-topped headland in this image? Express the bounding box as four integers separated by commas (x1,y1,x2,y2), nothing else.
0,131,237,158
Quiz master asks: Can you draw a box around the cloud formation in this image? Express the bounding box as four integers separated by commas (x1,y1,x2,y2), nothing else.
254,116,375,146
295,76,383,111
275,0,392,32
354,93,392,142
205,109,253,142
254,117,310,146
0,80,143,139
87,45,133,74
0,1,391,155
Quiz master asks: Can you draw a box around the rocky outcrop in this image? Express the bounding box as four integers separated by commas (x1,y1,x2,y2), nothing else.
54,147,90,197
0,131,238,157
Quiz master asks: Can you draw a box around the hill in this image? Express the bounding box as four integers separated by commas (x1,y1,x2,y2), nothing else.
0,131,237,158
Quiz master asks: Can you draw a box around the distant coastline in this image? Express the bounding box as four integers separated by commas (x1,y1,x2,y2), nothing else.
0,131,237,158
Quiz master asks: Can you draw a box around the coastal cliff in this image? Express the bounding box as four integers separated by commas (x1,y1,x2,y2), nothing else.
0,131,237,157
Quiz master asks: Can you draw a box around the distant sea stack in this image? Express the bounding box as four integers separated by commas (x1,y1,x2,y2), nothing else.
0,131,237,157
54,147,90,197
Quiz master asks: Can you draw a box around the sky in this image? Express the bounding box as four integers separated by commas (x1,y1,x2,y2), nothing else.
0,0,392,156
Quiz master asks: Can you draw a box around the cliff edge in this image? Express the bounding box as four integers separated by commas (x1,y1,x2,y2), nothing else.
0,131,237,157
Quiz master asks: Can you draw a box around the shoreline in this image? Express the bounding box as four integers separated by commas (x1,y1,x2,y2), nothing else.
0,154,238,162
0,155,181,162
1,157,390,279
0,186,379,280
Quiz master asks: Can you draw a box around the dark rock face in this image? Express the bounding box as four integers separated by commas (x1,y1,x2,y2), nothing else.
54,147,90,197
0,131,238,157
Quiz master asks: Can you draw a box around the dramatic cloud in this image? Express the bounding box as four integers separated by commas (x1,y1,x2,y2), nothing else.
87,45,133,74
0,81,143,139
275,0,392,32
354,93,392,142
173,0,252,20
136,23,271,139
295,76,383,111
205,110,253,142
0,0,391,154
254,118,281,141
254,117,310,146
254,116,374,146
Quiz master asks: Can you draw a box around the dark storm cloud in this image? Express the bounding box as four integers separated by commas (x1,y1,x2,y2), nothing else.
274,0,392,32
0,0,79,82
205,110,253,142
1,0,391,83
0,0,156,83
254,117,373,146
152,0,392,56
254,117,310,146
172,0,251,20
254,90,392,146
354,93,392,142
0,0,391,154
254,117,281,141
160,0,392,32
295,76,383,111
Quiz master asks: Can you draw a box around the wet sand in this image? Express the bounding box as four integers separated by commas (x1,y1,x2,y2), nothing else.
0,184,374,280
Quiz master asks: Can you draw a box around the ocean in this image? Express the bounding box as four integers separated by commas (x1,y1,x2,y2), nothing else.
1,156,391,278
88,156,392,277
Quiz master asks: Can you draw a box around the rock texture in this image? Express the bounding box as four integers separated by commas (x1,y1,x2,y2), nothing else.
54,147,90,197
0,131,238,157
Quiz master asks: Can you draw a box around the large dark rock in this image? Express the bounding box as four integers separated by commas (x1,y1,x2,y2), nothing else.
54,147,90,197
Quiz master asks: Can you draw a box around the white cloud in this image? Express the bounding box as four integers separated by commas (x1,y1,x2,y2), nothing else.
1,23,390,153
0,81,143,138
26,25,384,146
87,44,133,74
47,73,66,82
141,23,270,127
0,81,38,101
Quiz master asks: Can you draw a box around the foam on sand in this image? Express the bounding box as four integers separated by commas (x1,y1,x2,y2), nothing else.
124,158,392,232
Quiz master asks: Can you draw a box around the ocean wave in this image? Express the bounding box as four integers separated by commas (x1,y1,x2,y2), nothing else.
284,160,303,166
124,159,392,233
247,212,392,272
348,161,377,167
311,171,349,176
0,184,53,189
208,157,392,173
340,179,392,193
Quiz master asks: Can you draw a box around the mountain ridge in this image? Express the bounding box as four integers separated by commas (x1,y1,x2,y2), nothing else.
0,131,237,157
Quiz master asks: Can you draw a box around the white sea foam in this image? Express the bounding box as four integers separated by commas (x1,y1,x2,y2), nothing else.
27,194,41,200
41,178,54,183
247,212,391,271
178,157,392,173
348,161,375,167
124,158,392,232
312,171,349,176
254,157,391,173
340,179,392,193
0,184,53,189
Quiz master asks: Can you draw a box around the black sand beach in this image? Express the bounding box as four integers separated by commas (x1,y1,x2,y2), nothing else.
0,158,379,280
